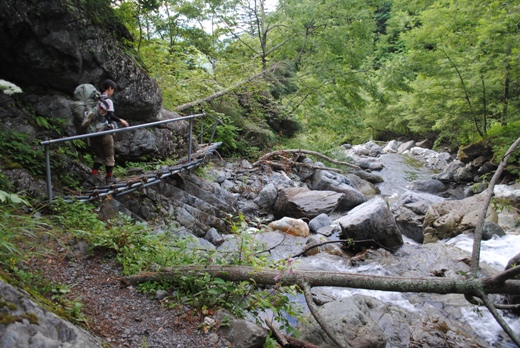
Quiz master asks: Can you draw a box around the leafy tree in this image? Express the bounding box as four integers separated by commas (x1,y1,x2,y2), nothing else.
367,0,520,149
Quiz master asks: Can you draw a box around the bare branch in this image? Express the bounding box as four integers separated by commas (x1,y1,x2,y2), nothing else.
489,265,520,285
265,318,289,346
175,64,280,112
254,149,360,170
471,137,520,277
301,282,348,348
478,292,520,346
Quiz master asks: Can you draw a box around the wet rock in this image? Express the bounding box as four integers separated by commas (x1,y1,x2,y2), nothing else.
336,197,403,250
274,186,345,219
214,309,267,348
422,194,498,243
406,179,446,194
310,170,367,210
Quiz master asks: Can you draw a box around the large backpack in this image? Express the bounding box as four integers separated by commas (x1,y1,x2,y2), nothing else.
72,84,110,134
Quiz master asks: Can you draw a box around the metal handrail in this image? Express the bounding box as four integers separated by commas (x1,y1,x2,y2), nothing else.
40,113,206,201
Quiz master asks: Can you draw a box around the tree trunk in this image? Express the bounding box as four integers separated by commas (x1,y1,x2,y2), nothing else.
123,265,520,295
175,65,279,112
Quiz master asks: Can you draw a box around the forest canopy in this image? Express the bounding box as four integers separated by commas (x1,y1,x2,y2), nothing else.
110,0,520,170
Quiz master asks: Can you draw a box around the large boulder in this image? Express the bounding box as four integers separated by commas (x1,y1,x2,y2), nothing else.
457,140,493,164
0,280,104,347
273,186,345,219
422,194,498,243
298,295,387,348
391,191,444,243
336,197,403,250
0,0,161,118
310,170,367,210
0,0,195,163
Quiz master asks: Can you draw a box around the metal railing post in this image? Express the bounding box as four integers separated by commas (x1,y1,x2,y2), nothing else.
188,118,193,163
44,138,53,202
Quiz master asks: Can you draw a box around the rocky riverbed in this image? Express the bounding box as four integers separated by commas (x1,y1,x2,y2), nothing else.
1,139,520,347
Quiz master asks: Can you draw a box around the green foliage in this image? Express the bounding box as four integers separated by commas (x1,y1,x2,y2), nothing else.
0,203,39,263
487,121,520,177
0,129,46,176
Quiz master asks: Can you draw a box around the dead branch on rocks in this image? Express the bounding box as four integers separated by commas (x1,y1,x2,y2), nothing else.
265,319,289,347
253,149,361,171
301,282,348,348
468,136,520,346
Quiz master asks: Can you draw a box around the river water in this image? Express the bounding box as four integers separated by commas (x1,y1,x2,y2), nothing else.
295,152,520,347
378,152,520,346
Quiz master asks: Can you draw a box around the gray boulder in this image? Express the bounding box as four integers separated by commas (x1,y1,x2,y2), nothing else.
422,194,498,243
345,173,381,197
274,187,345,219
383,140,400,153
253,183,278,209
308,213,332,233
298,295,387,348
391,191,444,243
353,170,384,184
397,140,415,153
406,179,446,194
0,280,104,347
481,221,506,240
310,170,367,210
435,160,465,182
336,197,403,250
214,310,267,348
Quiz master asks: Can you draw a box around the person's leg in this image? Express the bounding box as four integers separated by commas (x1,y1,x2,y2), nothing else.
85,138,105,186
100,135,116,184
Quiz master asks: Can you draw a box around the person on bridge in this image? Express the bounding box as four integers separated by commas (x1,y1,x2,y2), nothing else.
84,79,129,187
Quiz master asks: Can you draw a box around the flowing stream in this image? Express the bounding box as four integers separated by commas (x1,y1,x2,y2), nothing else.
287,152,520,347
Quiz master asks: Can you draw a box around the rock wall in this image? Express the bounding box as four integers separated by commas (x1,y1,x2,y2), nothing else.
0,0,192,162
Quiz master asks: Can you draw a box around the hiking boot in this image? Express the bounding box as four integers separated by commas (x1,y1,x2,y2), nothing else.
105,176,117,185
83,174,100,188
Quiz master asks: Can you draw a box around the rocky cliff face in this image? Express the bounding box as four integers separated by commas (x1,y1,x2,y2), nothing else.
0,0,192,164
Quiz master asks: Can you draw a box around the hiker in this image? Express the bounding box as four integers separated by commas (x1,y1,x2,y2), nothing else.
84,79,129,187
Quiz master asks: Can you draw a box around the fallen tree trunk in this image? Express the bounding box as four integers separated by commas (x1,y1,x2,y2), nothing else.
253,149,361,170
123,265,520,295
175,65,279,112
